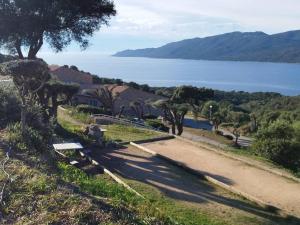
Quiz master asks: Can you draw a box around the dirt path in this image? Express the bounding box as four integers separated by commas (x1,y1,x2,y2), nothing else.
181,129,227,148
141,139,300,217
91,145,299,225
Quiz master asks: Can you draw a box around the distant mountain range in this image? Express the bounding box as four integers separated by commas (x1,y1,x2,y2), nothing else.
114,30,300,63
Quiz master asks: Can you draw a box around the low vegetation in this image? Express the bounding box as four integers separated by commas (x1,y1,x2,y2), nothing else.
252,120,300,175
104,124,165,143
58,107,167,143
183,127,233,145
0,144,168,225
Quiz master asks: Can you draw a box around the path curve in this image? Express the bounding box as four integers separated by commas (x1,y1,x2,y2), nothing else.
90,145,298,225
141,139,300,217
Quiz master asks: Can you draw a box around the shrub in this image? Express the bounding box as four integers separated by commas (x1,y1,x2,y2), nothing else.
7,123,47,153
145,119,169,132
224,134,234,140
76,104,107,115
0,83,21,126
221,122,234,128
144,114,158,120
214,130,223,136
252,120,300,170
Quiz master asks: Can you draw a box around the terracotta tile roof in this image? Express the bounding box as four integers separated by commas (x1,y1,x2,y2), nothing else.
51,66,93,85
106,85,130,94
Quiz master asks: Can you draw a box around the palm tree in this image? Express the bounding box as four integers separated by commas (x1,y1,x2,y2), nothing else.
130,100,144,120
85,85,120,116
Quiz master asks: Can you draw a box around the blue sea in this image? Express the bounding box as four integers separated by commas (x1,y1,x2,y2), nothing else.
40,53,300,96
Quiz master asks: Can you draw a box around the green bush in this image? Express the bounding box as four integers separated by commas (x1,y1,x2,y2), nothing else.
145,119,169,132
224,134,234,140
144,114,158,120
7,123,47,153
0,83,20,126
76,104,107,115
214,130,223,136
252,120,300,170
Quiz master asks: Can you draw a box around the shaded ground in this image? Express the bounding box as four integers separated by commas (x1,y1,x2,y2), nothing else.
91,145,299,225
182,127,228,148
183,118,252,147
141,139,300,217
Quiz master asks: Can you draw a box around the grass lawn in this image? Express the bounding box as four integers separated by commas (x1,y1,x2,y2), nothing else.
104,124,167,143
58,106,168,143
130,181,228,225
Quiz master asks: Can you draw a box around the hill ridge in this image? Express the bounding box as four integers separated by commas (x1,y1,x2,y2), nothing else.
114,30,300,63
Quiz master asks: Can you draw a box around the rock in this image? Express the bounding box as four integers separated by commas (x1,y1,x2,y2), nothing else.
86,124,105,147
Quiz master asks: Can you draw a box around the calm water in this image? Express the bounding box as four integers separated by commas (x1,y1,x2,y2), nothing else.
40,53,300,96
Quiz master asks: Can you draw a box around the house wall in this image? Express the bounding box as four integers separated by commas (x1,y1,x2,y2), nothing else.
73,95,103,107
114,87,166,117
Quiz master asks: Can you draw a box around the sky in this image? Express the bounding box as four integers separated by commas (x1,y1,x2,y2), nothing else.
39,0,300,55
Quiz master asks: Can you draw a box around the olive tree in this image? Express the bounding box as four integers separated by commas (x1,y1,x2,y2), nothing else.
172,86,214,117
37,80,79,118
154,86,214,136
0,0,116,59
0,60,50,134
154,100,188,135
0,0,116,134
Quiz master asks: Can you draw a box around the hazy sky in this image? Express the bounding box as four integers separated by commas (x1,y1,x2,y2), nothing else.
40,0,300,55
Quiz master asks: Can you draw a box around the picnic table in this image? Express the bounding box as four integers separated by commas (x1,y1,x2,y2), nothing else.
53,143,85,166
53,143,83,151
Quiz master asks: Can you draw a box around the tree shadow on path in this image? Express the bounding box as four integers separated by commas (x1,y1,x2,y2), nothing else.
92,145,300,225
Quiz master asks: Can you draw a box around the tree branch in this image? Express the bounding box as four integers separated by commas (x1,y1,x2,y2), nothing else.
15,42,24,59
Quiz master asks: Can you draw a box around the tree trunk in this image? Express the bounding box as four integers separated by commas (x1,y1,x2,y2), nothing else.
28,37,44,59
235,136,239,146
51,95,58,118
177,123,183,136
171,123,176,135
16,46,24,59
118,106,125,118
141,107,144,119
147,105,152,115
111,104,115,117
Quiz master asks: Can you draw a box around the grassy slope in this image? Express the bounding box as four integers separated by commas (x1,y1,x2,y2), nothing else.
58,107,168,143
104,124,166,143
0,149,147,225
0,142,228,225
